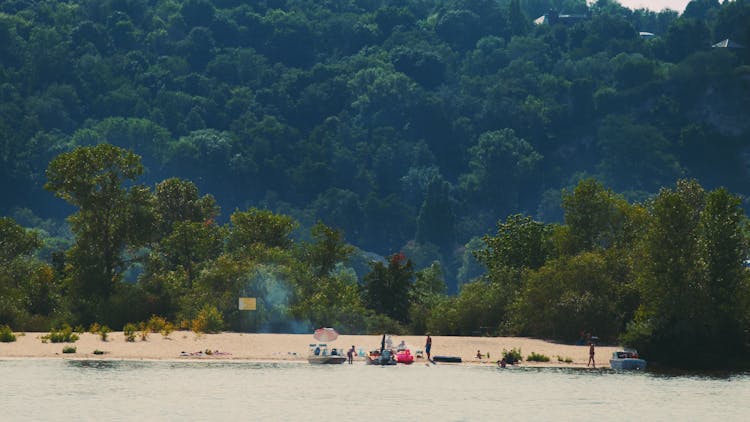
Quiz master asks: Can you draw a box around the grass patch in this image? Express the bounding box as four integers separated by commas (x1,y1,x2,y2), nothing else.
0,325,16,342
93,349,105,355
62,346,76,354
527,352,551,362
557,355,574,363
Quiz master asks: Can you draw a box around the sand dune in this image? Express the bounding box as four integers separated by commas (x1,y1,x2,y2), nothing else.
0,331,618,367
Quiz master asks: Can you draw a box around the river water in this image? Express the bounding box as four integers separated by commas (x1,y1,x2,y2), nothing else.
1,359,748,421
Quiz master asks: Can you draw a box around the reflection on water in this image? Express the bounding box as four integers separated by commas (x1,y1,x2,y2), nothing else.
1,359,748,421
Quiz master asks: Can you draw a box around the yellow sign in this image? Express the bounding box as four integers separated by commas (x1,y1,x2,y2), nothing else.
238,297,257,310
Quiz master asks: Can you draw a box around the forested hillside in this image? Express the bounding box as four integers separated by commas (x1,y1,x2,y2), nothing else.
2,0,750,367
2,0,749,288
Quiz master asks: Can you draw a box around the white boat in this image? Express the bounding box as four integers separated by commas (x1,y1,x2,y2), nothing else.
307,343,346,364
609,350,647,370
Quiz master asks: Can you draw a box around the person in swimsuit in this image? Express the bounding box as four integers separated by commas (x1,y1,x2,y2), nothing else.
425,335,432,361
347,345,355,364
588,342,595,368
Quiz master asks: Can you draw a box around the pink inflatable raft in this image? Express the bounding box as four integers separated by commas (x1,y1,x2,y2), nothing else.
396,349,414,364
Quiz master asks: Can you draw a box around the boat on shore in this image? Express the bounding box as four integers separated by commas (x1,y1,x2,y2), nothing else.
609,350,647,370
307,343,346,364
433,355,462,363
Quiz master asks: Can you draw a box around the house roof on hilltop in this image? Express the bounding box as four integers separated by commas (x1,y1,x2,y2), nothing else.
712,39,745,49
534,10,589,25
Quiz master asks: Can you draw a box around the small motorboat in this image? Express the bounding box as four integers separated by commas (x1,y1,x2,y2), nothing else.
396,349,414,364
609,350,646,370
307,343,346,364
432,356,462,363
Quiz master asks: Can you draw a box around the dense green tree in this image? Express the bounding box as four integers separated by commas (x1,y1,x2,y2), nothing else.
476,214,551,272
362,252,414,323
415,178,455,251
44,144,154,323
0,216,42,264
460,129,542,215
154,178,219,235
159,220,224,284
508,0,530,37
664,17,710,62
301,221,355,279
0,217,60,330
559,178,631,254
514,250,630,342
227,208,297,252
446,279,504,335
596,115,683,192
624,180,750,367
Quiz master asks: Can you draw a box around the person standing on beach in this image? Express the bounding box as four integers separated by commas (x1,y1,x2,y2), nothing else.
425,335,432,361
587,342,595,368
347,345,355,364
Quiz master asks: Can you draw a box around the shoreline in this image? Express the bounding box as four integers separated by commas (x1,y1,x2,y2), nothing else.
0,332,617,368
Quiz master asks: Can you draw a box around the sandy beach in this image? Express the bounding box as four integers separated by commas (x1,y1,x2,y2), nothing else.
0,331,618,367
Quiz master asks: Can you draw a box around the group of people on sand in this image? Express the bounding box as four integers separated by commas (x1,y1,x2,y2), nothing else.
322,334,599,368
179,349,231,357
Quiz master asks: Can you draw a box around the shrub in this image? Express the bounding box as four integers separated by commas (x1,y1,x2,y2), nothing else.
62,346,76,354
42,324,79,343
99,325,111,341
161,322,175,338
88,323,101,334
557,355,574,363
93,349,105,355
147,315,168,333
527,352,550,362
502,348,522,364
138,322,149,341
74,325,86,334
191,305,224,334
123,323,137,342
0,325,16,342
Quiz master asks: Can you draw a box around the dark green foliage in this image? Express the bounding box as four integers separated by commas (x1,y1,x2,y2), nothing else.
623,181,750,367
1,0,749,290
502,347,522,364
301,222,354,279
45,144,154,324
62,346,76,354
0,325,16,342
227,208,297,252
362,253,415,323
